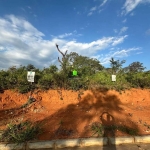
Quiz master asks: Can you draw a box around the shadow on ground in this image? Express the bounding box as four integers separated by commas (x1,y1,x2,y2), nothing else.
37,88,139,149
0,88,140,150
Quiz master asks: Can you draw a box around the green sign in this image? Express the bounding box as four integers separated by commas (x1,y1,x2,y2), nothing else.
73,70,77,76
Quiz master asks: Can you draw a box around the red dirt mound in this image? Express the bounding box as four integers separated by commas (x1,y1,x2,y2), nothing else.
0,88,150,140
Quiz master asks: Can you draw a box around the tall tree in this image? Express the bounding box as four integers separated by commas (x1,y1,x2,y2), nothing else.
26,64,36,71
66,52,103,76
55,44,69,89
110,57,126,74
128,61,145,73
56,44,68,73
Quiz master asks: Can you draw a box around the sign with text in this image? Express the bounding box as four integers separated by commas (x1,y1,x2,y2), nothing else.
27,71,35,82
112,75,116,82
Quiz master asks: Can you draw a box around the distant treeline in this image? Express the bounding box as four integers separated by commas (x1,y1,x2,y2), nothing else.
0,51,150,93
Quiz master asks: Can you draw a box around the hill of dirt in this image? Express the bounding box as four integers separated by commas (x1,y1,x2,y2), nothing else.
0,88,150,140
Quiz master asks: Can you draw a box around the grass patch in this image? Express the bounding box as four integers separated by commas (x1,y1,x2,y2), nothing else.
20,97,36,108
0,121,42,144
91,122,104,137
90,122,139,137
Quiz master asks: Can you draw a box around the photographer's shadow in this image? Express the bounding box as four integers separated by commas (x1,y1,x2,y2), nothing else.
100,112,116,150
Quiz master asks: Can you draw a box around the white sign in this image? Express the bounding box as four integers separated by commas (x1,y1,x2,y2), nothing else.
112,75,116,82
27,71,35,82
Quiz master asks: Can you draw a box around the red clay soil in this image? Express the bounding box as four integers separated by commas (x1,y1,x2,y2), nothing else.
0,88,150,140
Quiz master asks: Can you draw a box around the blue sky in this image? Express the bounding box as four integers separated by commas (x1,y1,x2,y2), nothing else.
0,0,150,70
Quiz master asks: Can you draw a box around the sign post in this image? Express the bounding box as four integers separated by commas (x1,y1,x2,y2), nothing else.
112,75,116,82
27,71,35,83
27,71,35,98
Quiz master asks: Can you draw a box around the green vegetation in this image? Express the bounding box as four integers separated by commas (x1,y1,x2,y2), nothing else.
90,122,138,137
0,45,149,93
0,121,42,145
20,97,36,108
91,122,104,137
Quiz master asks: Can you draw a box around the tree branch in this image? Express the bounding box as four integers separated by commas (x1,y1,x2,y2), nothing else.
64,50,68,56
58,57,62,65
56,44,65,57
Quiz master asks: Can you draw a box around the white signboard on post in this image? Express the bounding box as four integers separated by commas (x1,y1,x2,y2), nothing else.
27,71,35,82
112,75,116,82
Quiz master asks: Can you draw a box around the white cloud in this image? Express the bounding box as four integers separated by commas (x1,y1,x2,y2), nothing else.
60,36,128,56
112,47,141,57
94,47,141,65
0,15,140,69
119,27,128,35
114,29,118,33
146,29,150,35
99,0,108,7
21,8,26,12
27,6,31,9
136,51,143,54
122,0,150,15
90,6,97,11
57,33,73,38
112,35,128,46
0,46,4,50
87,12,93,16
52,31,82,39
130,12,135,16
0,15,56,69
87,6,97,16
88,0,108,16
122,19,127,23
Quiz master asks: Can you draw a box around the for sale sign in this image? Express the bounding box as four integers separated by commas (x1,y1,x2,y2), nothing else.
27,71,35,82
112,75,116,82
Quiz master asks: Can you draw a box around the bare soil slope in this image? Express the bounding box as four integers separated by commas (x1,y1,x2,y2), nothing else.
0,88,150,140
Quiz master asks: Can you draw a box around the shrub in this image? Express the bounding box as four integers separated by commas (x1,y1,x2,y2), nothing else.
126,72,150,88
90,71,130,91
52,72,65,89
20,97,36,108
68,77,89,91
0,121,42,145
0,71,9,90
117,125,138,136
91,122,104,137
90,123,138,137
38,74,54,90
18,84,30,94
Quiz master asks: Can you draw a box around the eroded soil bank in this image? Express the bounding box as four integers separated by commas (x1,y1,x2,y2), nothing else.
0,88,150,140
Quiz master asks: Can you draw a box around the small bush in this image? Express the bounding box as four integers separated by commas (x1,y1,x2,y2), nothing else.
117,125,138,135
18,82,36,94
0,121,42,144
38,74,54,90
18,85,30,94
20,97,36,108
68,77,89,91
91,122,104,137
126,72,150,88
90,123,138,137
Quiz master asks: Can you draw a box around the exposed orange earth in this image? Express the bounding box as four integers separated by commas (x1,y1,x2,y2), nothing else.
0,88,150,140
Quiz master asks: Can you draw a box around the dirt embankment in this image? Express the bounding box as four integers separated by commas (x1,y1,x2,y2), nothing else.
0,88,150,140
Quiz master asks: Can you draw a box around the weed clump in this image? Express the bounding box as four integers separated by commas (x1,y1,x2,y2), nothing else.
91,122,104,137
0,121,42,144
90,122,139,137
20,97,36,108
